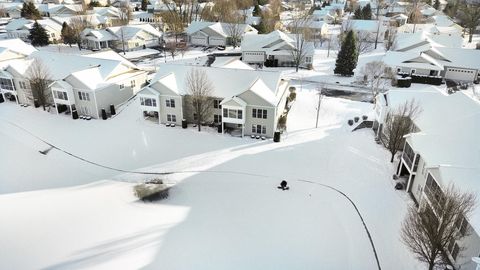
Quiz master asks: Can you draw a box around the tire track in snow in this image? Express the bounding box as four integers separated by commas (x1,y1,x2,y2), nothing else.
1,118,382,270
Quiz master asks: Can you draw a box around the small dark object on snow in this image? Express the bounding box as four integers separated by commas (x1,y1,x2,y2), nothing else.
395,182,404,190
354,116,359,122
362,115,368,120
110,104,116,115
348,119,354,126
278,180,289,190
101,109,107,120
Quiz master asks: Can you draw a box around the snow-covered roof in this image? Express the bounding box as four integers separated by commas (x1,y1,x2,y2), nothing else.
347,20,381,32
186,21,257,37
147,63,282,104
5,50,141,90
0,39,37,58
210,57,254,70
383,51,444,71
5,18,32,31
82,28,118,42
107,23,162,40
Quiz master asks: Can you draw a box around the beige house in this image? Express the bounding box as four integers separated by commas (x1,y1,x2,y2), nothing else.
137,62,290,137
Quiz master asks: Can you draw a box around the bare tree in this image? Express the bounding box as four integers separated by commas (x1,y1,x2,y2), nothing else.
401,185,477,270
384,26,398,51
289,13,311,72
161,11,184,42
356,31,374,53
26,59,52,111
382,100,421,162
407,0,423,33
70,16,93,49
118,2,132,25
359,61,394,100
186,68,214,132
457,1,480,43
225,13,244,48
165,41,178,60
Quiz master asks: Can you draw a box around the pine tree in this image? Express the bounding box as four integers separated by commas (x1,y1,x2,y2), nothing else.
61,22,76,47
253,20,266,33
354,7,363,19
141,0,148,11
334,30,358,76
253,4,261,16
28,21,50,47
21,2,41,20
361,4,372,20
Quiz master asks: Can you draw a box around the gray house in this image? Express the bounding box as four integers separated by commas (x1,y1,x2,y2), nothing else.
137,63,290,137
0,50,147,118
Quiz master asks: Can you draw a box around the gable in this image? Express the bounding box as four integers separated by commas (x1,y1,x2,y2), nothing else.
237,89,275,107
150,80,180,96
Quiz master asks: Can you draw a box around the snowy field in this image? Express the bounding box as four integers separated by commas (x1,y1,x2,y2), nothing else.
0,80,421,269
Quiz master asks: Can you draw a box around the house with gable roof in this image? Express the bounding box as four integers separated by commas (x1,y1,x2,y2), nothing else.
186,21,258,47
373,89,480,270
383,31,480,82
0,50,147,118
137,63,290,137
240,30,314,68
80,23,162,51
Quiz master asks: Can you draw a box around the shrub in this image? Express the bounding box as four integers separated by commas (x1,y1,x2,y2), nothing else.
362,115,368,120
354,116,359,122
348,119,354,125
288,92,297,102
278,115,287,130
289,86,296,93
134,183,169,201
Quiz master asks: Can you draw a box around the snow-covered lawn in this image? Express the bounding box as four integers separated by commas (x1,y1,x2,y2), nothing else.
0,84,421,269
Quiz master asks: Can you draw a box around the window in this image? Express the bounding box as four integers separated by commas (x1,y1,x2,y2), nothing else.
78,91,90,101
224,108,243,119
252,124,266,134
213,99,222,109
214,114,222,123
140,97,157,107
0,78,14,90
424,173,444,213
305,56,312,63
166,98,175,108
167,114,176,122
120,83,124,89
448,239,460,261
19,81,27,89
252,108,267,119
193,113,198,121
130,80,136,88
51,33,55,37
54,90,68,100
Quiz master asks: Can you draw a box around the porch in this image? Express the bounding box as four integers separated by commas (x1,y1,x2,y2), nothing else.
221,97,246,137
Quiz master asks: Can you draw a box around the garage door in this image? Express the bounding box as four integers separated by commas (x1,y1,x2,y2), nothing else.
190,36,207,46
445,68,476,82
209,37,226,46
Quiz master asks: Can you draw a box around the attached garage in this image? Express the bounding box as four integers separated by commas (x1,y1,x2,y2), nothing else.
209,37,226,46
445,68,477,82
190,36,208,46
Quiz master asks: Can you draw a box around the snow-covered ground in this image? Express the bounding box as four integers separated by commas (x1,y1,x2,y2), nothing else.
0,80,421,269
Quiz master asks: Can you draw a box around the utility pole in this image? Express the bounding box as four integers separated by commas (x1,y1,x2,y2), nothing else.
315,86,323,128
374,0,383,49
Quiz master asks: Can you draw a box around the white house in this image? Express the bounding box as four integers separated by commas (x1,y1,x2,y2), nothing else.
186,21,258,47
0,50,148,118
287,18,329,38
137,63,290,137
240,30,314,68
5,18,63,43
383,35,480,82
81,23,162,51
387,90,480,270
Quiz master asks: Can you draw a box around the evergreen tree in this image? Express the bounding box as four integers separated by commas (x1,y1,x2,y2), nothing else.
61,22,76,47
28,21,49,47
253,21,266,33
354,7,362,19
334,30,358,76
141,0,148,11
21,2,41,20
253,4,261,16
361,4,372,20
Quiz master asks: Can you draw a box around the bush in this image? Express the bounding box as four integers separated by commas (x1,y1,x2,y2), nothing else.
348,119,354,125
134,183,169,201
278,115,287,130
354,116,359,122
288,92,297,102
362,115,368,120
289,86,296,93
